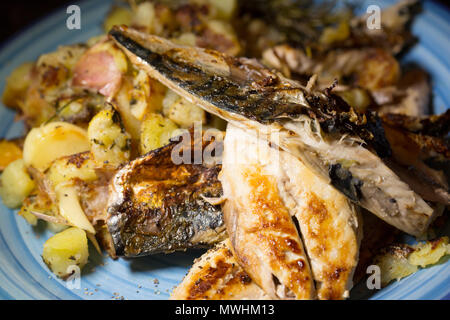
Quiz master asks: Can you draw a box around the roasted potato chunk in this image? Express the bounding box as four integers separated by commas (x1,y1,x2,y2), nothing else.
0,159,36,209
162,90,205,128
208,0,237,20
23,122,90,172
0,140,23,171
140,113,178,154
374,245,418,287
42,227,89,279
88,109,131,167
104,6,132,32
374,237,450,287
409,237,450,267
2,62,33,108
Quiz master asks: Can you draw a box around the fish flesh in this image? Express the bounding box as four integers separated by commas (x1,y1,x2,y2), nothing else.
110,26,438,236
106,131,226,257
220,125,316,299
171,239,268,300
221,125,361,300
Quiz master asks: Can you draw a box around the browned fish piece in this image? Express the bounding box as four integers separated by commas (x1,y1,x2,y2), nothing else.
171,239,268,300
221,125,361,300
106,131,226,257
110,26,435,236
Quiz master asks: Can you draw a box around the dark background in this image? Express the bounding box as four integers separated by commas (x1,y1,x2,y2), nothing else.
0,0,449,44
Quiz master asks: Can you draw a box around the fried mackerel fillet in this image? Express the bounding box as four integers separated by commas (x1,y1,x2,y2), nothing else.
106,131,226,257
171,239,268,300
109,26,445,236
221,125,361,300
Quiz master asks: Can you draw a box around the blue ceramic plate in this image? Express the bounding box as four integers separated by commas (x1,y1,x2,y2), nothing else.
0,0,448,300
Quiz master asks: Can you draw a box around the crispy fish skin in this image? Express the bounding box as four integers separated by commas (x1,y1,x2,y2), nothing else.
106,133,225,257
220,125,316,300
109,26,391,157
222,125,361,300
171,239,268,300
110,26,435,236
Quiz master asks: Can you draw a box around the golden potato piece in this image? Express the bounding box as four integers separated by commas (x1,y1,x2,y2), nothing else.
88,109,131,167
140,113,178,154
0,159,36,209
208,0,237,20
409,237,450,267
23,122,90,172
0,140,23,171
162,90,205,128
47,152,97,187
2,62,33,108
104,6,132,32
42,227,89,279
374,245,418,287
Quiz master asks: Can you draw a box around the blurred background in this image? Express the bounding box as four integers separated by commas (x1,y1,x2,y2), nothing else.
1,0,449,44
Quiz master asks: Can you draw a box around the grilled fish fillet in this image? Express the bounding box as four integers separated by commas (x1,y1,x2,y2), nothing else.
110,26,436,236
106,132,226,257
221,125,361,300
171,239,268,300
220,131,316,299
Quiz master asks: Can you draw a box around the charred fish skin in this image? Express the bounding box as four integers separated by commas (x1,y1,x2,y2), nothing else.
109,27,302,124
109,26,391,159
106,133,226,257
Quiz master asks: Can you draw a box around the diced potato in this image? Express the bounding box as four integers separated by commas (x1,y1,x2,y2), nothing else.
140,113,178,154
88,109,131,167
162,90,206,128
47,153,97,187
0,159,36,208
21,84,56,128
320,21,350,45
42,227,89,279
148,77,167,113
374,237,450,287
114,81,143,142
162,89,180,114
374,245,418,287
121,69,165,121
2,62,33,108
200,20,241,56
37,45,86,72
409,237,450,267
115,70,165,124
104,6,132,32
131,2,156,34
129,71,151,120
208,0,237,20
0,140,23,171
23,122,90,172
